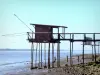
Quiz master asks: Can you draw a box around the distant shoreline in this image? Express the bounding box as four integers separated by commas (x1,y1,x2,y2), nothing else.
0,49,31,51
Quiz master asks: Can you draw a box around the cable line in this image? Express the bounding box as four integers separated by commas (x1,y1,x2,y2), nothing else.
14,14,33,32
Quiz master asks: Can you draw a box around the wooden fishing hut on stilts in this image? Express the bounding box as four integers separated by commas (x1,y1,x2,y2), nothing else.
27,24,67,69
27,23,100,70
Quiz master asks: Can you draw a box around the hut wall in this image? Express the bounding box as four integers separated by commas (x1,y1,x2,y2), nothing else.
35,25,53,42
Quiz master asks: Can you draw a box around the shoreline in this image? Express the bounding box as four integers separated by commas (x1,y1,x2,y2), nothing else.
0,54,100,75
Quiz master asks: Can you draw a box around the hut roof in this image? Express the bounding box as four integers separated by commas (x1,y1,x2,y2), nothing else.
30,23,68,28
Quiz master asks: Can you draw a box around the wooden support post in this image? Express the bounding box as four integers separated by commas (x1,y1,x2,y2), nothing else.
39,43,40,68
93,33,96,63
52,43,54,68
70,34,72,66
62,27,65,39
57,27,60,67
72,34,74,65
35,43,38,68
44,43,46,67
78,56,79,64
57,43,60,67
98,42,99,55
57,43,58,67
58,43,60,67
48,43,50,69
31,42,34,69
83,34,85,67
58,27,59,38
64,28,65,39
92,45,94,61
41,43,42,68
31,31,34,69
72,34,74,56
83,41,85,67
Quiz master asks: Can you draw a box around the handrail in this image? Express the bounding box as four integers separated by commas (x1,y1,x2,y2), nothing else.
27,32,100,34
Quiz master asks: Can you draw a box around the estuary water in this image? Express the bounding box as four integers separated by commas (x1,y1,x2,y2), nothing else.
0,49,93,75
0,49,92,66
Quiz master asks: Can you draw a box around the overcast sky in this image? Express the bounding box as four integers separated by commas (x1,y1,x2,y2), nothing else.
0,0,100,50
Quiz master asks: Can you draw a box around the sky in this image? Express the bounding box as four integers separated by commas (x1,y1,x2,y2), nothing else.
0,0,100,50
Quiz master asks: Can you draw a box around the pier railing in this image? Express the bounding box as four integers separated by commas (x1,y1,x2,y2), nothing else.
27,32,100,42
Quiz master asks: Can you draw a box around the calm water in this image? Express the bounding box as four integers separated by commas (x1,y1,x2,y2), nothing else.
0,50,68,65
0,49,92,66
0,49,93,75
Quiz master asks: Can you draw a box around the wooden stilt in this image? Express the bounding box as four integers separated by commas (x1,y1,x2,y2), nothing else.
92,45,94,61
52,43,54,68
78,56,79,64
98,42,99,55
83,41,84,67
94,43,96,62
94,34,96,63
57,43,60,67
58,43,60,67
70,34,72,66
44,43,47,68
35,43,38,68
64,28,65,39
41,43,42,68
31,42,34,69
72,34,74,56
72,34,74,65
48,43,50,69
39,43,40,68
83,34,85,67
